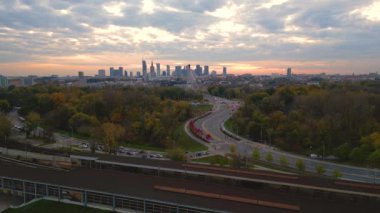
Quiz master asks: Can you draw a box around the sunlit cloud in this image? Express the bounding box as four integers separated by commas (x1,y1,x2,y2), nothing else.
0,0,379,75
206,1,243,19
141,0,156,14
350,1,380,22
257,0,289,9
103,1,127,17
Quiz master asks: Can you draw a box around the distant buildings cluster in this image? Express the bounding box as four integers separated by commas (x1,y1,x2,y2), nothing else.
0,75,38,88
75,60,228,81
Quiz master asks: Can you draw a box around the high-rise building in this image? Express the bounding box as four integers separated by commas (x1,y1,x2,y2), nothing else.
166,65,170,76
287,67,292,78
195,65,202,76
150,61,156,78
204,65,209,75
124,71,128,78
110,67,123,78
156,63,161,76
142,60,147,77
162,71,167,76
136,71,141,78
98,69,106,77
174,66,182,76
78,71,84,79
0,75,8,88
129,72,133,78
23,75,36,86
223,66,227,77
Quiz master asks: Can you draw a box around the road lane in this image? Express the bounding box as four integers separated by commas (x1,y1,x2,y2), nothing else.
195,96,380,184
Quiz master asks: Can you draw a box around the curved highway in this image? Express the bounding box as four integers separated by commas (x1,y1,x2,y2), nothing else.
193,95,380,184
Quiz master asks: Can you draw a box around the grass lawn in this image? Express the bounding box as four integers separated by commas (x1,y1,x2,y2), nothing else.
57,130,90,140
193,155,230,165
173,123,207,152
192,104,213,116
224,119,235,132
3,199,114,213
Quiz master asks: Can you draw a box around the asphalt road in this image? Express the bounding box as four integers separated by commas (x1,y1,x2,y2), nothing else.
194,95,380,184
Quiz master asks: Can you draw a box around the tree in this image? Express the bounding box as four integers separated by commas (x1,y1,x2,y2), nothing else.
361,132,380,150
100,122,125,154
315,164,326,175
296,159,305,172
229,144,237,154
266,152,273,162
335,143,351,160
0,100,11,112
279,155,289,167
368,150,380,166
26,111,41,137
167,148,185,161
332,170,343,179
252,147,260,160
0,115,12,139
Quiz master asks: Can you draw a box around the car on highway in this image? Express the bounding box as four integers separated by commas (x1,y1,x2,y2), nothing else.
81,143,89,149
96,144,104,151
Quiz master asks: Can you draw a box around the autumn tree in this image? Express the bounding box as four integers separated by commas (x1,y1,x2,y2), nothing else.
100,122,125,154
26,111,41,137
0,115,12,140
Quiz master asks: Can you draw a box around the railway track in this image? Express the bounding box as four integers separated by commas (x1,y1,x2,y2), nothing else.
0,155,67,171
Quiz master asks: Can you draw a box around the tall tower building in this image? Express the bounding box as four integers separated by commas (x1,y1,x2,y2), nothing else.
156,63,161,76
98,69,106,77
223,66,227,77
0,75,9,88
142,60,147,77
166,65,170,76
110,67,115,77
287,67,292,78
204,65,209,75
195,65,202,76
150,61,156,77
78,71,84,79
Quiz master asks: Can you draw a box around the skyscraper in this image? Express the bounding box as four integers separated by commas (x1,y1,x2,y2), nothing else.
142,60,147,77
78,71,84,79
110,67,123,78
98,69,106,77
223,66,227,77
195,65,202,76
0,75,8,88
174,66,182,76
287,67,292,78
156,63,161,76
204,65,209,75
166,65,170,76
150,61,156,78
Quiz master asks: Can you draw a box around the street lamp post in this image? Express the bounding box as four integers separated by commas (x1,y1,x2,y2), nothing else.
322,141,325,160
5,135,8,155
70,126,73,154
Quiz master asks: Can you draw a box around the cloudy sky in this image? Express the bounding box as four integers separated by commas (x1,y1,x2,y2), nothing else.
0,0,379,76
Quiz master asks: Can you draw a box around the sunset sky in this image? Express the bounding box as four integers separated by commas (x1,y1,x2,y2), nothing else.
0,0,380,76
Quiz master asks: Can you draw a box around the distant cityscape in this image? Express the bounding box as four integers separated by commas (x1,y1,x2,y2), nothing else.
0,60,379,89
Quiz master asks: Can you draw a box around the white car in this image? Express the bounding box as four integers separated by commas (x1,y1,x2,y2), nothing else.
81,143,89,149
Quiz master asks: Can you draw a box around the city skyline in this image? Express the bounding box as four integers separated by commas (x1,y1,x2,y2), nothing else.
0,0,380,76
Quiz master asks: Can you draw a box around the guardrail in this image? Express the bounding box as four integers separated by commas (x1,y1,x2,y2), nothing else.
188,111,213,143
0,176,223,213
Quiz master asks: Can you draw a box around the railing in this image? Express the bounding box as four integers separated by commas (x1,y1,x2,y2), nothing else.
0,176,224,213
